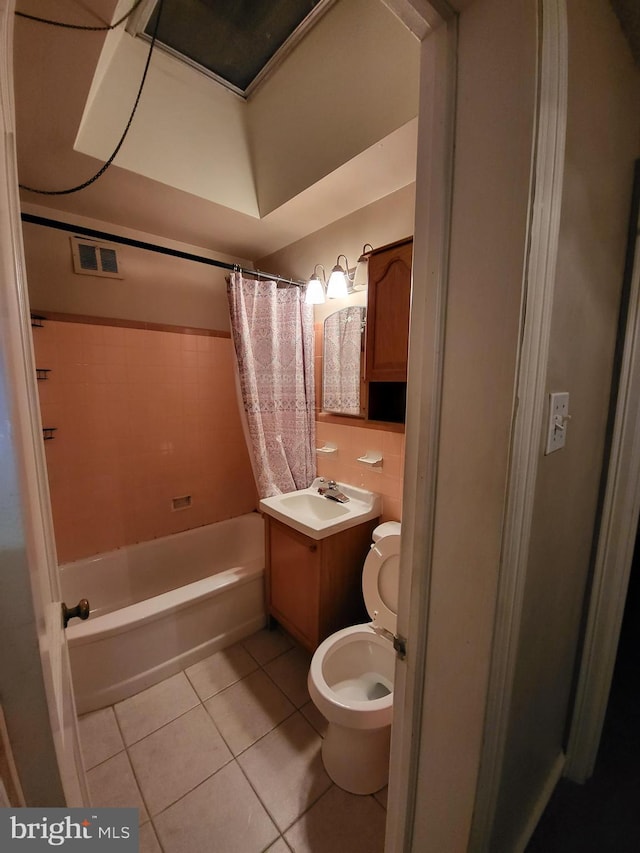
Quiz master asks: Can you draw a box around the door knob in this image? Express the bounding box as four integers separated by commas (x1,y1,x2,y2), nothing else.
62,598,90,628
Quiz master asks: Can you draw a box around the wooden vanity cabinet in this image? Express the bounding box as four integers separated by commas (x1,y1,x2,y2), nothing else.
265,516,379,653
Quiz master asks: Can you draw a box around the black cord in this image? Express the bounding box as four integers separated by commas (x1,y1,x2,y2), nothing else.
16,0,146,32
19,0,164,196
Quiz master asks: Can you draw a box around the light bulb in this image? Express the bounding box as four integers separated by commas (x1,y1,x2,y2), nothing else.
305,275,325,304
326,264,348,298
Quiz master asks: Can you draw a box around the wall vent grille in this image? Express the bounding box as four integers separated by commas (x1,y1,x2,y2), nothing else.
70,236,123,279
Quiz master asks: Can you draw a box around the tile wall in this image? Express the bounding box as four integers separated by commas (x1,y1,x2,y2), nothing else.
315,421,404,522
32,318,257,563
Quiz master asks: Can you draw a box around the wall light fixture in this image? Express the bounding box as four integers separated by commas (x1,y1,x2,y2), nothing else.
306,244,373,303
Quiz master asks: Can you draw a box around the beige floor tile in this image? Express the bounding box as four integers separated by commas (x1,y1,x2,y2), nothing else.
204,669,295,755
284,785,386,853
139,822,162,853
114,672,199,746
185,643,258,701
78,707,124,769
87,751,148,824
300,700,328,738
237,713,331,832
154,761,278,853
128,705,232,815
264,647,312,708
242,627,293,665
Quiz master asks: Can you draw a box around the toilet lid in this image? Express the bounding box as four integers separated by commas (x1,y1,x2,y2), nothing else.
362,534,400,635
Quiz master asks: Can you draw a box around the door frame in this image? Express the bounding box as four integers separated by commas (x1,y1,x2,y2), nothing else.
388,0,570,849
379,2,458,851
564,166,640,782
0,0,88,807
468,1,569,848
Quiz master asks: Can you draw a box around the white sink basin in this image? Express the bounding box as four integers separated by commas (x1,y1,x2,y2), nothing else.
260,479,381,540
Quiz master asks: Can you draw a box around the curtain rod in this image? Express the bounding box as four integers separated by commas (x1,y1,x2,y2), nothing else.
20,213,305,287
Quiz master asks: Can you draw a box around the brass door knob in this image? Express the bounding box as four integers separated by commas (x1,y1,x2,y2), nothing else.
62,598,90,628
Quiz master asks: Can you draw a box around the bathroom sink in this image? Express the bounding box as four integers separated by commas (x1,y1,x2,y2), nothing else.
260,479,381,540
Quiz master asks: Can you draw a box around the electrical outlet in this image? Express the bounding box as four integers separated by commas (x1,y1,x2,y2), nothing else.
545,392,570,454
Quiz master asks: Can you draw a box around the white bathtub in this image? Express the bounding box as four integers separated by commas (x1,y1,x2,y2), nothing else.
60,513,266,714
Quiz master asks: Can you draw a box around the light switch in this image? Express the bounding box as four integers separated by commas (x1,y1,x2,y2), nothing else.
545,392,570,454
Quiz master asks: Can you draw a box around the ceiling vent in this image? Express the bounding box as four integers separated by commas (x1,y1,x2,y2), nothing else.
70,236,123,279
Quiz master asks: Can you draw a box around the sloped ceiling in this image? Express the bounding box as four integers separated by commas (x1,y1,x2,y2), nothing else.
13,0,420,259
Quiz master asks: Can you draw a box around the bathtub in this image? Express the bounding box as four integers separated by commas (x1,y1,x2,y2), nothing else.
60,513,266,714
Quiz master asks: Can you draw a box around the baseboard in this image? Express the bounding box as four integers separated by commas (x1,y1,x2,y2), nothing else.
514,751,566,853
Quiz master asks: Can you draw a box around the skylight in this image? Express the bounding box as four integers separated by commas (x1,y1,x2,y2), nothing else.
134,0,333,97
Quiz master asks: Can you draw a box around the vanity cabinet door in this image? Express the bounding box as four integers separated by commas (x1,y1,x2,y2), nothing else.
267,519,321,650
365,238,412,382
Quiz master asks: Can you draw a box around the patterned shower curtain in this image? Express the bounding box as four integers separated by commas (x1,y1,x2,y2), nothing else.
227,272,316,498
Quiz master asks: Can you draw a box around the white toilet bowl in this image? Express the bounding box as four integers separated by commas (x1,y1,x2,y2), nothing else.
307,522,401,795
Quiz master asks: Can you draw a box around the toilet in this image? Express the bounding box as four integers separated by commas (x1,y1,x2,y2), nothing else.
307,521,401,795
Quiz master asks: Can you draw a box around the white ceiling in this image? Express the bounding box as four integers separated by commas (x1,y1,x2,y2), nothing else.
14,0,420,260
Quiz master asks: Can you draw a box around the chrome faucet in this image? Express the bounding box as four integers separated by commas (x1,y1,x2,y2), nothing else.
317,479,350,503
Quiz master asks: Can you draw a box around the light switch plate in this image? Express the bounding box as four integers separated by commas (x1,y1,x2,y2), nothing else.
545,392,570,454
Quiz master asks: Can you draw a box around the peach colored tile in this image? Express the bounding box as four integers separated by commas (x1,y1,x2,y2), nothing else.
381,496,402,522
87,343,111,365
101,325,126,347
40,322,267,560
316,457,341,482
382,430,405,457
315,421,331,442
180,348,199,369
32,329,59,366
382,453,403,481
181,332,200,351
379,473,402,501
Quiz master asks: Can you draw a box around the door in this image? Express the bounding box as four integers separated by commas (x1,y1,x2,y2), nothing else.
565,162,640,781
0,0,88,806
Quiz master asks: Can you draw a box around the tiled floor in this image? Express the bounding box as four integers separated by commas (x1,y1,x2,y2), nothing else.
79,628,388,853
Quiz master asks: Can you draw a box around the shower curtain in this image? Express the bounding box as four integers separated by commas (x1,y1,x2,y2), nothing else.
227,272,316,498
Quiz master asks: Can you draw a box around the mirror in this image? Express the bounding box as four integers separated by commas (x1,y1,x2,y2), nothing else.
322,306,366,417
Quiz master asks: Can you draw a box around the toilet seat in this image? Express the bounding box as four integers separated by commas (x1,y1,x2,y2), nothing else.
362,533,400,636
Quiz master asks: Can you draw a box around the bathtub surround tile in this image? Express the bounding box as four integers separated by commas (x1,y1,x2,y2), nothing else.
284,785,386,853
264,646,312,709
86,751,148,824
185,642,258,701
115,672,199,746
128,705,232,816
237,713,331,832
39,320,256,563
242,627,294,665
204,669,295,756
154,761,278,853
78,707,124,769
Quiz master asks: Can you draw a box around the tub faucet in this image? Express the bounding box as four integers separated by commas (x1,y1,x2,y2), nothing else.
317,479,350,503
